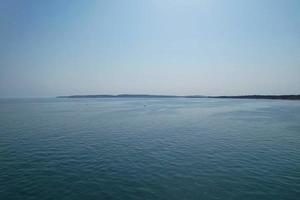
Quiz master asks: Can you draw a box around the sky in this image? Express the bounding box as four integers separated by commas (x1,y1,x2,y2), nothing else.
0,0,299,97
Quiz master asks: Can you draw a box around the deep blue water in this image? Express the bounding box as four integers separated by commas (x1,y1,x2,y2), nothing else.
0,98,300,200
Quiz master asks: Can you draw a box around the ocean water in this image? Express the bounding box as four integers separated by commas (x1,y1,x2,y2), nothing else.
0,98,300,200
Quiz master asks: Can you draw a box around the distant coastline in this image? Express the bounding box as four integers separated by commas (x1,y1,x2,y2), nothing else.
57,94,300,100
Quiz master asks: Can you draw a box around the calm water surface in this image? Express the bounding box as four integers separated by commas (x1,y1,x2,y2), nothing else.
0,98,300,199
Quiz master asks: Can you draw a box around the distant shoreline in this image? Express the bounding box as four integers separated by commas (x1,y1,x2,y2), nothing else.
57,94,300,100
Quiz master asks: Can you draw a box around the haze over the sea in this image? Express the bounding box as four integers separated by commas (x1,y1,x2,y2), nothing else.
0,0,299,97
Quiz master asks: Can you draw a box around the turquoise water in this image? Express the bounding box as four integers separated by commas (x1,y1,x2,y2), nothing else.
0,98,300,199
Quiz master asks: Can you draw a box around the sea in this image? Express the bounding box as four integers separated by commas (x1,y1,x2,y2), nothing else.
0,98,300,200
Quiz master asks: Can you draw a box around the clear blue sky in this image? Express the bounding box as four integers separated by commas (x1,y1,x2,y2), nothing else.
1,0,299,97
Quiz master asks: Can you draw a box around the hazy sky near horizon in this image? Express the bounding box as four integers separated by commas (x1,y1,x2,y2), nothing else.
0,0,299,97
